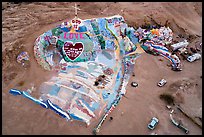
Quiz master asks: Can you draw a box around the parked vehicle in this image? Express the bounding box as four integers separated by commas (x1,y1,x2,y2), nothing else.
187,53,201,62
148,117,159,130
157,79,167,87
171,39,189,51
131,82,138,87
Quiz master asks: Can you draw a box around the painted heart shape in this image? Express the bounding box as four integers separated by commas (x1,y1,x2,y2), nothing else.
63,41,84,61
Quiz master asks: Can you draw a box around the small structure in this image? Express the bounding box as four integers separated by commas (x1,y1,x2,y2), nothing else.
171,40,189,51
17,51,29,66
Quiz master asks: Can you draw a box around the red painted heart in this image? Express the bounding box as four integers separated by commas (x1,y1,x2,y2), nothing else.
63,41,84,61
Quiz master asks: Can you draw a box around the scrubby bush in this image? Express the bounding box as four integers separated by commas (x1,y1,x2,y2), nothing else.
159,93,175,105
18,81,25,86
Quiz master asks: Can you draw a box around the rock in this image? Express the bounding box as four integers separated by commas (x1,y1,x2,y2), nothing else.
121,112,124,116
166,105,172,110
180,86,184,90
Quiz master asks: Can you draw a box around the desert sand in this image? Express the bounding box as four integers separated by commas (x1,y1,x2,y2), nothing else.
2,2,202,135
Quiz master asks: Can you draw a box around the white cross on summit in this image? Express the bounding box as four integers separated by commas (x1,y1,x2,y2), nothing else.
72,3,81,18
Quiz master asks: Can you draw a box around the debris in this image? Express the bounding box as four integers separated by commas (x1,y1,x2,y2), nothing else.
121,112,124,116
172,66,182,71
150,132,158,135
27,89,32,94
166,105,172,110
169,109,189,134
27,83,36,94
195,47,201,52
180,51,189,60
178,47,187,54
179,86,184,90
17,51,29,66
190,47,197,53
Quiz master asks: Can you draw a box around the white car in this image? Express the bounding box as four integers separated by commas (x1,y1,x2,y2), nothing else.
148,117,159,130
187,53,201,62
157,79,167,87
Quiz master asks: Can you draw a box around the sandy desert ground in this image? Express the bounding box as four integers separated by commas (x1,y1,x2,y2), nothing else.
2,2,202,135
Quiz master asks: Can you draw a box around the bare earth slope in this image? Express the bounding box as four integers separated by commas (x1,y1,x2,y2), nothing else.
2,2,202,135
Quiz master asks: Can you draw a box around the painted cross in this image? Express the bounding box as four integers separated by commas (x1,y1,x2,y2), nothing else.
72,3,81,18
71,3,82,30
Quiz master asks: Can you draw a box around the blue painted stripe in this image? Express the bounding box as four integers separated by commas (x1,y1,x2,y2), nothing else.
47,99,70,120
69,113,84,121
39,101,49,109
150,44,169,52
159,52,177,67
22,91,49,109
9,89,22,96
